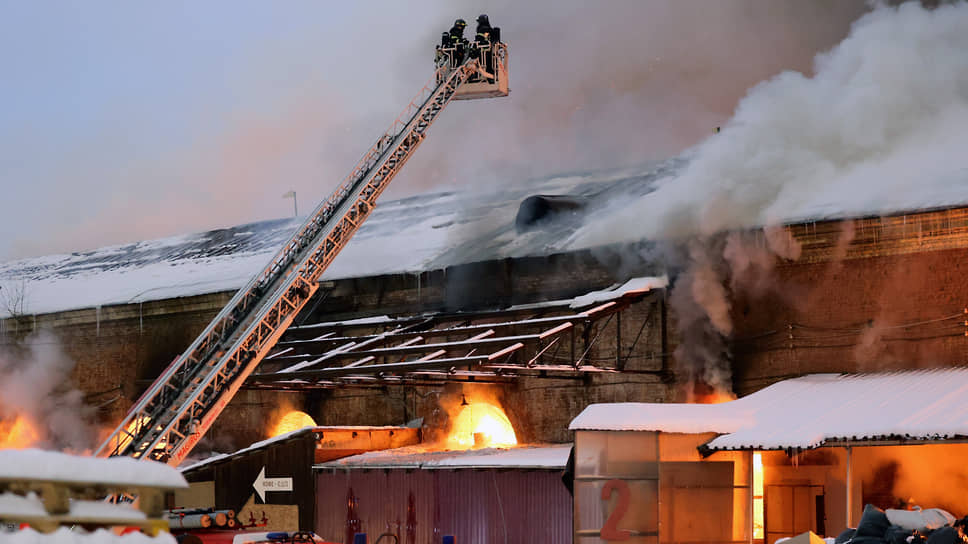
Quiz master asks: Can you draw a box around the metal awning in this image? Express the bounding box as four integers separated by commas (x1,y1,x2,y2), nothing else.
246,277,666,389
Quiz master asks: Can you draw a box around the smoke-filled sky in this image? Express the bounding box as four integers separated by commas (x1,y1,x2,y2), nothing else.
0,0,870,261
571,0,968,248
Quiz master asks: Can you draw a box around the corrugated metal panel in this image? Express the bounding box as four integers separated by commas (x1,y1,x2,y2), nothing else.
315,468,571,544
315,470,436,544
571,368,968,450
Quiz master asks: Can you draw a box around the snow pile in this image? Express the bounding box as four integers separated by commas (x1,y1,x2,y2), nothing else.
0,450,186,489
571,2,968,248
0,493,147,522
0,527,174,544
569,276,669,309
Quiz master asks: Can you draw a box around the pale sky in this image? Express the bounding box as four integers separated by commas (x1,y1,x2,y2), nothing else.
0,0,869,261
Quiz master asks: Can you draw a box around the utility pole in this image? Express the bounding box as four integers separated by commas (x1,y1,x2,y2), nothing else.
282,190,298,217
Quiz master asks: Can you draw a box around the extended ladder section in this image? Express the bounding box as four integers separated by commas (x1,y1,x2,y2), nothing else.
95,43,509,466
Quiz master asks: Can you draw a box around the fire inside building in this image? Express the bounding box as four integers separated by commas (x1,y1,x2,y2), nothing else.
4,9,968,544
5,167,968,543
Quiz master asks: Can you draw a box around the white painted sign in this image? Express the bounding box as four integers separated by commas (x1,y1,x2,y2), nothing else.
253,466,293,502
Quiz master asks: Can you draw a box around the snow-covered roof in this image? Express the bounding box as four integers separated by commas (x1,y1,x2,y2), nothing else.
4,156,968,318
179,425,415,473
0,168,647,318
0,449,187,489
315,444,571,470
568,277,669,309
570,367,968,451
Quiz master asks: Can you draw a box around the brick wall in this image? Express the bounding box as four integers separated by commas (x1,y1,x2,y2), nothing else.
732,208,968,395
7,206,968,452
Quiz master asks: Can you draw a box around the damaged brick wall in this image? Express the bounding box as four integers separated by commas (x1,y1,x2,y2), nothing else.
732,208,968,395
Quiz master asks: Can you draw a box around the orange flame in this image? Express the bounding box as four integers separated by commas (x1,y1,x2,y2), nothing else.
270,410,316,438
753,452,764,540
105,416,167,454
0,415,41,449
447,402,517,449
694,390,737,404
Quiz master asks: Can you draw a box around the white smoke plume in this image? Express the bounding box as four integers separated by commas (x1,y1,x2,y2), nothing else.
574,1,968,246
0,333,96,451
571,2,968,396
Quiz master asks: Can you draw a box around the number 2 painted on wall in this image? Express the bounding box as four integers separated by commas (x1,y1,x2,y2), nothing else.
600,479,632,541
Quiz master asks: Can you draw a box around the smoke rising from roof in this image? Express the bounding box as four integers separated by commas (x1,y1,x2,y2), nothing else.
402,0,868,194
568,2,968,396
0,1,866,261
572,2,968,247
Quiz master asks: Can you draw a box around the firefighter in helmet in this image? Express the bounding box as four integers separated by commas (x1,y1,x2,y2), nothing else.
436,31,450,68
475,14,492,41
473,14,497,78
450,18,467,38
447,18,468,66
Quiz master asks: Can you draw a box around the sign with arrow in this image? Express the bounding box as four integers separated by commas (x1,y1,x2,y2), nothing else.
253,467,293,502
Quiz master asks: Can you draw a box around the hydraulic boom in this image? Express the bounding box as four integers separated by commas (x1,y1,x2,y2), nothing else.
96,42,509,466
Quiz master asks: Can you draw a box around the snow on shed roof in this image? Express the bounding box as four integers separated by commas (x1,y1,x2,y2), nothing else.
315,444,571,470
570,367,968,450
0,449,187,489
179,425,416,473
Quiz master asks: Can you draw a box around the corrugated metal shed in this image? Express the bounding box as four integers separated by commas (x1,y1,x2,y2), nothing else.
179,426,419,532
570,368,968,450
181,428,317,531
314,445,572,543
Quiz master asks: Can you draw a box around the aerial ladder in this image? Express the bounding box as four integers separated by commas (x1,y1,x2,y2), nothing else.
95,39,509,466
